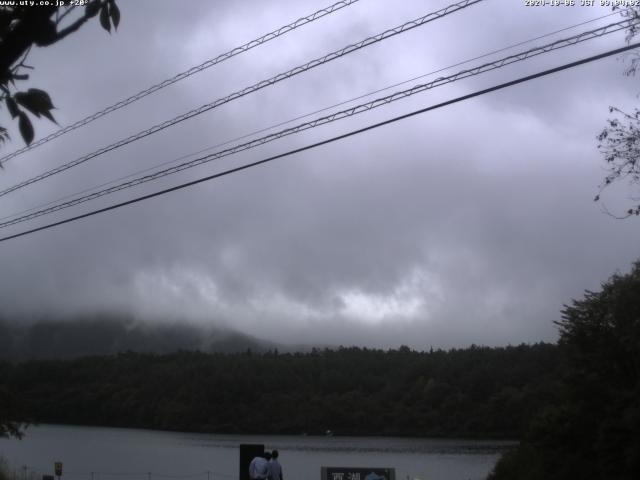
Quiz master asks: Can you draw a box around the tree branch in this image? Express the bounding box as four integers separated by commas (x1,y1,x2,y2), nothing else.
600,202,632,220
44,15,91,45
55,5,76,27
39,2,105,46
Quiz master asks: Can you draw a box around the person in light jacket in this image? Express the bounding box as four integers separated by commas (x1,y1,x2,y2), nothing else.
269,450,283,480
249,452,271,480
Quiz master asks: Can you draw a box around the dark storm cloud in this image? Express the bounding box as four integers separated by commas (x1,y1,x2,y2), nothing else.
0,0,638,350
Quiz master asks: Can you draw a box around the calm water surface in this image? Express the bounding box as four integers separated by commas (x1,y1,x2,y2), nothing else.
0,425,515,480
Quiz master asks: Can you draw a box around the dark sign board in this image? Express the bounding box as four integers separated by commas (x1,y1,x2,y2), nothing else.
321,467,395,480
239,444,264,480
43,475,54,480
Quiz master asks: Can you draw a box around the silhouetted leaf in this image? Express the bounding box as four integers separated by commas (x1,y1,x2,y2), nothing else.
18,112,34,145
109,0,120,30
28,88,54,110
40,109,56,124
42,112,58,125
15,92,40,117
0,126,9,146
5,97,19,118
33,19,58,46
85,0,101,18
14,89,55,122
100,4,111,32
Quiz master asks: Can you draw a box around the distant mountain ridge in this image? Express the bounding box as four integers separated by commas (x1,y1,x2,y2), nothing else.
0,313,281,361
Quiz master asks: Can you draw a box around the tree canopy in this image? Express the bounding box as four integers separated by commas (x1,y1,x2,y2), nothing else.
489,260,640,480
595,7,640,218
0,0,119,147
0,343,562,439
0,385,24,439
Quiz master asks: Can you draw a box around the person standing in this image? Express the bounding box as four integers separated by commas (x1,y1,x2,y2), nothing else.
249,452,271,480
269,450,283,480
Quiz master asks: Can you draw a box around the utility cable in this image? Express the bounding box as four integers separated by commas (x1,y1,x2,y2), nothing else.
0,18,634,230
1,41,638,244
0,7,627,225
0,0,484,198
0,0,361,166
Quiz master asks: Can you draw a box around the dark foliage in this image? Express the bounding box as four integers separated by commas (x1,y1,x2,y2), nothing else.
596,106,640,217
0,343,561,439
595,6,640,218
489,261,640,480
0,382,26,439
0,0,119,147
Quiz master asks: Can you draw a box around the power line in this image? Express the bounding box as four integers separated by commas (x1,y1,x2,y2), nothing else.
0,8,627,225
0,0,484,198
1,41,638,244
0,18,634,229
0,0,361,166
1,18,632,227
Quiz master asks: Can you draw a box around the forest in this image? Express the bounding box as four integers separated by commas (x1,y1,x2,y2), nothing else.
1,343,561,439
489,261,640,480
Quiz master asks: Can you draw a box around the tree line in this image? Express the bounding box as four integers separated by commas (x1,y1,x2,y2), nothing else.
1,342,562,439
489,261,640,480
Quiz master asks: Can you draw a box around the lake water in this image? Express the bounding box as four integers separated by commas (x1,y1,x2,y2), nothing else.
0,425,514,480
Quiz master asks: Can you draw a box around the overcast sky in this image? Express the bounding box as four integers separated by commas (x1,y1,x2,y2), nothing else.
0,0,639,349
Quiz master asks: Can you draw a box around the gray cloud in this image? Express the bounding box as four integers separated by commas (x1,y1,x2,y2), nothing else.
0,0,639,350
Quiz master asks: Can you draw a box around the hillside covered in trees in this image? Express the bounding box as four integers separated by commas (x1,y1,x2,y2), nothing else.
1,343,561,439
